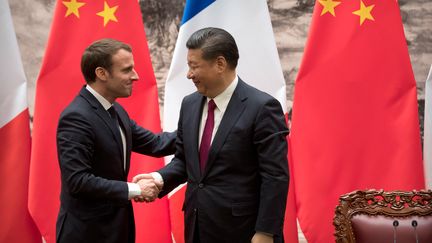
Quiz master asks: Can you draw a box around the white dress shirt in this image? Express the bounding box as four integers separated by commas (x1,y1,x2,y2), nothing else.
198,76,238,147
86,85,141,199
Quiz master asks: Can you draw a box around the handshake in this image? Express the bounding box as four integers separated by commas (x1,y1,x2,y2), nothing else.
131,173,163,203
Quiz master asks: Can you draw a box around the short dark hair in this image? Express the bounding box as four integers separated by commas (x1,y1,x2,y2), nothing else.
81,38,132,83
186,27,239,69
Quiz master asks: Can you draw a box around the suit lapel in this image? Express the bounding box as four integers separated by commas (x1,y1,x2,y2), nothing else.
80,88,125,171
187,95,206,177
113,104,131,176
97,106,124,161
203,80,248,177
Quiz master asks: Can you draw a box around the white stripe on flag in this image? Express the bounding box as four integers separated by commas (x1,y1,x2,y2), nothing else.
0,0,28,128
424,64,432,189
163,0,286,134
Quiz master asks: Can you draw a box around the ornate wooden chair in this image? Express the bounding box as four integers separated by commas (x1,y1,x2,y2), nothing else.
333,189,432,243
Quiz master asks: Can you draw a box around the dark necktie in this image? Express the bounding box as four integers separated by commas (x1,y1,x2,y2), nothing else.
199,99,216,172
107,106,124,157
107,106,120,130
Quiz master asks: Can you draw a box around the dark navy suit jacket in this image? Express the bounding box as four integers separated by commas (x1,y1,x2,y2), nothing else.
56,87,176,243
159,79,289,243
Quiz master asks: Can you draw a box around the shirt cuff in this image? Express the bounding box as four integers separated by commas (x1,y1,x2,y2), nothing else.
151,172,164,188
127,182,141,200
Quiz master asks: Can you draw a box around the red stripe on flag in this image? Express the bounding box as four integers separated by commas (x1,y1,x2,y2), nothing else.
284,134,299,243
169,186,186,243
0,110,41,242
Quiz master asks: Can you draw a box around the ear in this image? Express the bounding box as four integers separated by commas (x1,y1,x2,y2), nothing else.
95,67,108,81
215,56,227,73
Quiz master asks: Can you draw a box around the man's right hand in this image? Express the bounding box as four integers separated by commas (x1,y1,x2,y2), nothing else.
135,178,160,202
132,173,163,190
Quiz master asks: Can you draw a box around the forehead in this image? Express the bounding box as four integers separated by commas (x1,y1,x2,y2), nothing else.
111,49,134,66
187,48,204,63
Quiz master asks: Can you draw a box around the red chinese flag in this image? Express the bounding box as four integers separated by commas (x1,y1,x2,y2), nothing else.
28,1,171,242
290,0,425,242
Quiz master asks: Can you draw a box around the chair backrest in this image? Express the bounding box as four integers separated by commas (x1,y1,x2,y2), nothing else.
333,189,432,243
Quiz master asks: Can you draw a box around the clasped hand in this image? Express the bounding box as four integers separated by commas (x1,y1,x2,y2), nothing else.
131,174,163,203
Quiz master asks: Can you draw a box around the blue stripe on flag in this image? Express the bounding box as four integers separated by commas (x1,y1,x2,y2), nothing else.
181,0,216,25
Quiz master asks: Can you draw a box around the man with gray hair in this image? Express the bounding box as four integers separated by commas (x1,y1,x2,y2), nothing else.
135,27,289,243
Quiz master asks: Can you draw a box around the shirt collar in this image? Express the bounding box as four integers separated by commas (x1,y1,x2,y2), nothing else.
86,85,112,110
208,75,238,113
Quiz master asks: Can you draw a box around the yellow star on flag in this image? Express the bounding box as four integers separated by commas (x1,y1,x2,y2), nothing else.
96,1,119,27
62,0,85,18
352,0,375,25
318,0,341,17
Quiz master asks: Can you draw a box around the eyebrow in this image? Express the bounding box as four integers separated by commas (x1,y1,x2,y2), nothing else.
122,65,134,72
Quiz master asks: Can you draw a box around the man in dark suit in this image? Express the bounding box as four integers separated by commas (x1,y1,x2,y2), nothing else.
134,28,289,243
56,38,176,243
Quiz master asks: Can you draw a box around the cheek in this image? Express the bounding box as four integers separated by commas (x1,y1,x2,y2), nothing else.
120,76,130,84
192,69,201,78
197,69,211,80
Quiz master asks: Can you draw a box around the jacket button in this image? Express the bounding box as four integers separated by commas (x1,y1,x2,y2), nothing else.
198,183,204,188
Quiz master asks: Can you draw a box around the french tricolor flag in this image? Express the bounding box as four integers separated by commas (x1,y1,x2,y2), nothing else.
0,0,40,241
163,0,298,242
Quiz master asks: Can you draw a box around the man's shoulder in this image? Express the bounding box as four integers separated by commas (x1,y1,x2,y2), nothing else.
239,79,277,104
182,91,202,104
60,94,92,119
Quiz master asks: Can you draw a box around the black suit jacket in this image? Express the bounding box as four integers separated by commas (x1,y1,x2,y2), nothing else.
56,87,176,243
158,79,289,243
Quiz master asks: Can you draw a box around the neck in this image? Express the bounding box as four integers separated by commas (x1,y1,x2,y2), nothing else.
88,82,115,103
208,71,236,98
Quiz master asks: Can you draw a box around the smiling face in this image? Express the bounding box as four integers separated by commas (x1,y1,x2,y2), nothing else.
97,49,139,102
187,48,225,98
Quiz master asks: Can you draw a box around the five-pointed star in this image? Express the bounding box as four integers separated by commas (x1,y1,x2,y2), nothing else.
318,0,341,17
352,0,375,25
62,0,85,18
96,1,119,27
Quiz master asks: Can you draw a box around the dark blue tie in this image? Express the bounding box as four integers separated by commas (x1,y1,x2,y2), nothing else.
107,106,124,158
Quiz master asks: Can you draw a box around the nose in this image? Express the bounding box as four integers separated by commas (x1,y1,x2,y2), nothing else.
131,69,139,81
187,68,193,79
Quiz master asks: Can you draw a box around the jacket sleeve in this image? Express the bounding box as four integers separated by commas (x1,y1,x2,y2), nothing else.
57,111,128,202
157,101,188,198
130,119,177,157
253,97,289,236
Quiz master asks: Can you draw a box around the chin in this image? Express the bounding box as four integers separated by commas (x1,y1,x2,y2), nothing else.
196,88,206,95
197,91,207,97
120,92,132,98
